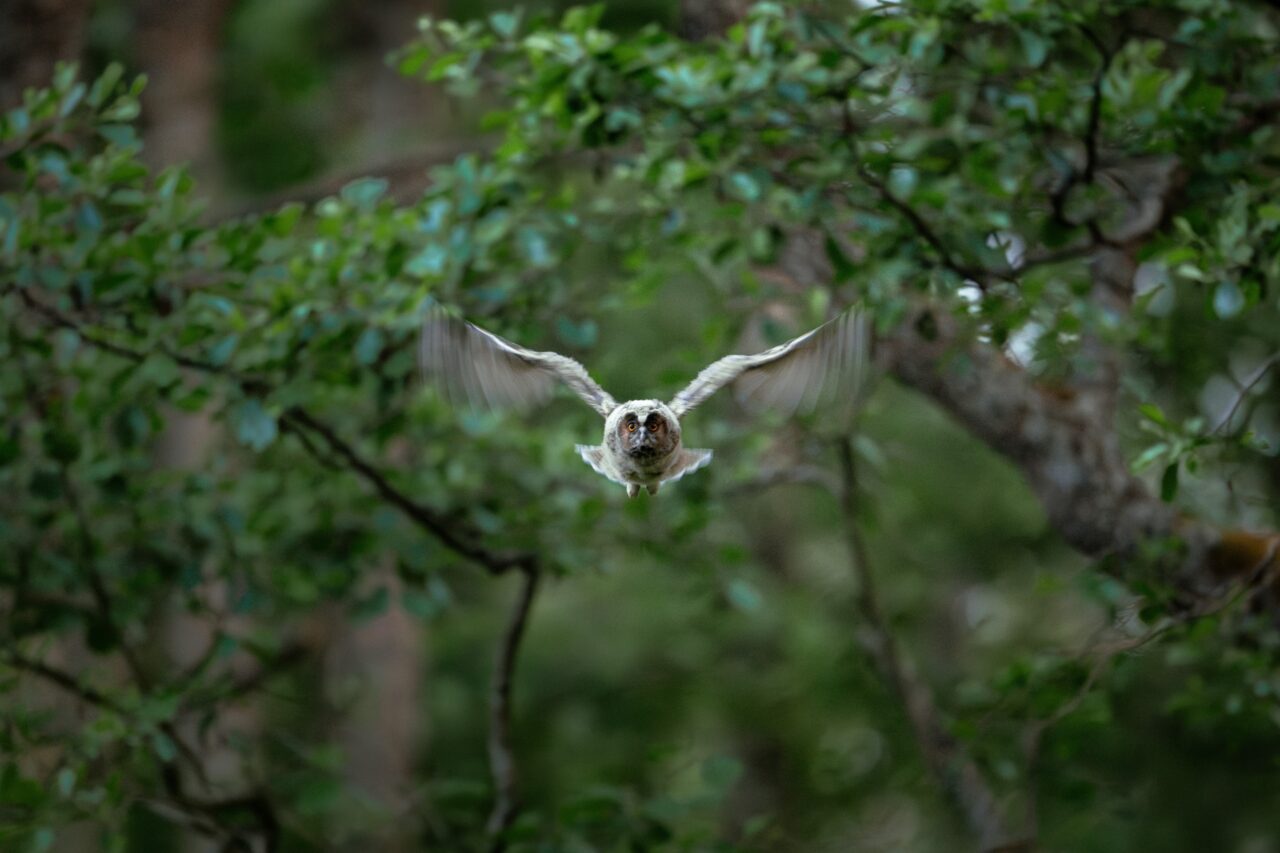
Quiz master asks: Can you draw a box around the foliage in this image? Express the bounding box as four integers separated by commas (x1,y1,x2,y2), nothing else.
2,1,1279,850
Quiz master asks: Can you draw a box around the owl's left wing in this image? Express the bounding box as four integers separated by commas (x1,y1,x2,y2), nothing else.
420,311,617,417
667,308,871,419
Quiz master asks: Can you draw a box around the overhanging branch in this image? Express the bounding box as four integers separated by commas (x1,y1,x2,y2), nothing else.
877,304,1280,599
12,287,532,578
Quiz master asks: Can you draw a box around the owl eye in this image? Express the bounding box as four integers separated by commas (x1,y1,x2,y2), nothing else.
626,421,638,432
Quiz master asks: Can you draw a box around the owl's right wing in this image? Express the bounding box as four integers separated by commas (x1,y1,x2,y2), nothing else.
420,311,617,418
667,308,871,419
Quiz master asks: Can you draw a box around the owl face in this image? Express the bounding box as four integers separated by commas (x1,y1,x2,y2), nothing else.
606,400,680,462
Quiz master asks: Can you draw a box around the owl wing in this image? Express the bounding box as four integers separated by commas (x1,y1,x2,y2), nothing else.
667,308,871,419
576,444,626,485
420,311,617,418
660,448,713,485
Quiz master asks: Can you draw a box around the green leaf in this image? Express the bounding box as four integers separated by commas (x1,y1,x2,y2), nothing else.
208,335,239,367
1131,442,1169,472
1138,403,1169,427
150,731,177,763
1160,462,1179,502
340,177,388,208
55,768,76,798
406,244,448,277
728,171,762,202
726,578,764,613
490,10,520,38
354,327,384,366
1212,281,1244,319
232,400,278,452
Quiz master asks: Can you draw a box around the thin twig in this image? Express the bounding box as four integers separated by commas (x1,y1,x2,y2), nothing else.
1212,352,1280,435
56,464,152,688
856,167,1005,288
486,565,541,849
16,288,239,379
1020,536,1280,835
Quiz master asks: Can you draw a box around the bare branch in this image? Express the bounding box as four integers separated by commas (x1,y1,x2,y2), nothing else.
834,438,1029,852
3,651,127,714
280,409,535,576
1212,352,1280,435
486,565,541,849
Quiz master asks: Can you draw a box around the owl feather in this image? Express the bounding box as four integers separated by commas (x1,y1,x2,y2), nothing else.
419,307,871,496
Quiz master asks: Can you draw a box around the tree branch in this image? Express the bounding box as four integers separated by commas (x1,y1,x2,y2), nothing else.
834,438,1029,852
3,651,127,714
486,564,540,849
280,408,534,576
1211,352,1280,435
12,287,533,577
856,167,1006,288
877,303,1280,601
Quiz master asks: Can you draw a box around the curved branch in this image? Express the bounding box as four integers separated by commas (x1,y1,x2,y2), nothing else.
486,565,540,849
835,439,1029,852
878,304,1280,601
280,409,534,576
13,288,533,577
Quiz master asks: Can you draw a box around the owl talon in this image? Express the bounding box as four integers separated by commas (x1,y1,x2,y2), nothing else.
646,484,659,496
626,484,640,498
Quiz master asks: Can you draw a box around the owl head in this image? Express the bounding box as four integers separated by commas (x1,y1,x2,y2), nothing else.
605,400,680,460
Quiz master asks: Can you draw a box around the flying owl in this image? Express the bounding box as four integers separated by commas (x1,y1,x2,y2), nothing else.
419,308,871,497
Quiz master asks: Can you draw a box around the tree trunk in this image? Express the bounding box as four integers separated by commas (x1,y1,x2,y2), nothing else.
0,0,93,108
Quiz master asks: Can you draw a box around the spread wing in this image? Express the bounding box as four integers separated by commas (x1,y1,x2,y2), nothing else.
576,444,626,485
420,311,617,417
668,308,871,418
660,448,713,485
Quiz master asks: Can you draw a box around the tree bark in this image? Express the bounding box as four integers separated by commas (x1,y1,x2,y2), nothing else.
677,0,751,40
0,0,93,108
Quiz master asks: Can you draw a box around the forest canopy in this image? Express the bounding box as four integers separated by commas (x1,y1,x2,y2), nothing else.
2,0,1279,851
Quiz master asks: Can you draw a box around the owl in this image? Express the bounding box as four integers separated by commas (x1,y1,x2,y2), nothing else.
419,308,870,497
